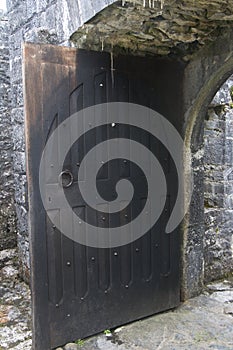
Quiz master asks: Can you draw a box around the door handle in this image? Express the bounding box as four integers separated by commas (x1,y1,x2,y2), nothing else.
58,170,74,188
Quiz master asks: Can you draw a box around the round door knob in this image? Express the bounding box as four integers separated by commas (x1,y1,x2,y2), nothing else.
58,170,74,188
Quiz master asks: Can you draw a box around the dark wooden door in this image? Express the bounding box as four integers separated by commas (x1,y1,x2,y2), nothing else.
23,43,182,350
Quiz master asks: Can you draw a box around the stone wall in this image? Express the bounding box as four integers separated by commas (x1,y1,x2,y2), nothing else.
204,83,233,282
6,0,64,281
6,0,59,280
0,13,16,251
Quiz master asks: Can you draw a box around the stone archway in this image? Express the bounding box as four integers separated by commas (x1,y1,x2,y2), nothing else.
183,32,233,299
70,0,233,60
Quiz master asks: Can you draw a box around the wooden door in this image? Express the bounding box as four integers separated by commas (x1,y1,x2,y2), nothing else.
23,43,182,349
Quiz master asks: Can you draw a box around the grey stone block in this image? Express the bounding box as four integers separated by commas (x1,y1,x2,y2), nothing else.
12,123,25,151
64,343,78,350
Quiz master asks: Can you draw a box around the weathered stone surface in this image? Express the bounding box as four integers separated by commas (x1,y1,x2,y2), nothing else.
0,14,17,252
0,249,16,268
212,79,233,106
64,343,79,350
0,248,32,350
209,290,233,303
204,86,233,282
71,0,233,60
224,305,233,315
207,280,233,292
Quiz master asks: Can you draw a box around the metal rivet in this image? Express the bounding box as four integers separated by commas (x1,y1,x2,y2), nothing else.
55,304,59,308
67,261,71,266
101,160,105,164
102,217,106,221
111,122,116,127
81,297,84,301
165,208,168,212
155,244,158,248
125,214,128,218
125,285,129,288
67,314,70,317
76,162,80,166
136,248,139,252
104,290,108,294
79,221,82,225
50,164,54,167
114,252,118,256
91,257,95,261
52,225,56,229
123,160,127,163
99,83,104,87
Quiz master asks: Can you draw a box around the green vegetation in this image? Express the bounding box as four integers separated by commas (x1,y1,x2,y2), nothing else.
75,339,84,346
